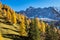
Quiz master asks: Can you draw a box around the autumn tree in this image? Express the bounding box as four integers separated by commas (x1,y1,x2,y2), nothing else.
29,18,40,40
45,24,59,40
6,9,12,22
0,33,4,40
0,2,2,17
45,25,51,40
40,21,46,33
0,10,2,18
19,14,27,36
35,17,41,30
3,9,7,17
0,2,2,9
26,18,31,28
25,18,31,34
10,10,17,24
45,23,49,28
3,4,10,10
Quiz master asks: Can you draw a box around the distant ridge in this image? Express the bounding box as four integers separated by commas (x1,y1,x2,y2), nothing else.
17,6,60,21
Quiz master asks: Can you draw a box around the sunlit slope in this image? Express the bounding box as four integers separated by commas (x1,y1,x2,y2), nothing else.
0,2,46,36
0,2,28,40
0,2,59,40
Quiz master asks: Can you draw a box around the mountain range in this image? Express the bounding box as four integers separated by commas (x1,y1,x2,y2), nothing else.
17,7,60,21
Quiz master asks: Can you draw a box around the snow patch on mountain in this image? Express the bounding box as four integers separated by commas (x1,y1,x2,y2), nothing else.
39,18,58,22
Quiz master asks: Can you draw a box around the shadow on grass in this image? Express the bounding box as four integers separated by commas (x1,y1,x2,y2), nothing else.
0,27,19,33
2,34,29,40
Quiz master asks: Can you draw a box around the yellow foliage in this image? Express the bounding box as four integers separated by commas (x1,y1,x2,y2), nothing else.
27,19,31,26
6,10,12,22
0,2,3,9
45,23,49,27
16,14,19,20
0,33,4,40
11,11,17,24
41,21,46,33
3,5,10,9
33,17,46,33
19,14,27,36
3,9,7,16
0,12,2,17
54,27,57,33
0,2,50,37
35,17,41,30
16,14,23,22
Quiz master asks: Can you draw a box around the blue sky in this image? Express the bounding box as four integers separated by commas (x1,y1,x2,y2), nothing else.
1,0,60,11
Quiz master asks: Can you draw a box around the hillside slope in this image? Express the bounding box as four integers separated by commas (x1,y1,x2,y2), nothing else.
0,3,60,40
0,2,30,40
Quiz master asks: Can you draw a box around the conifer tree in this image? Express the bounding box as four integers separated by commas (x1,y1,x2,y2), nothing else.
11,11,17,24
45,23,48,27
29,18,40,40
35,17,41,31
3,9,7,16
45,24,59,40
26,18,31,30
3,5,10,10
26,19,31,26
0,10,2,17
45,25,51,40
0,2,2,9
0,33,4,40
0,2,2,17
6,10,12,22
40,21,46,33
19,14,27,36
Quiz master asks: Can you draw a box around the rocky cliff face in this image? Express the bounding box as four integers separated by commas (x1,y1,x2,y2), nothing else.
18,6,60,20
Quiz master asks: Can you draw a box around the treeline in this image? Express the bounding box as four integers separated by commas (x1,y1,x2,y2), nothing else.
0,2,60,40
